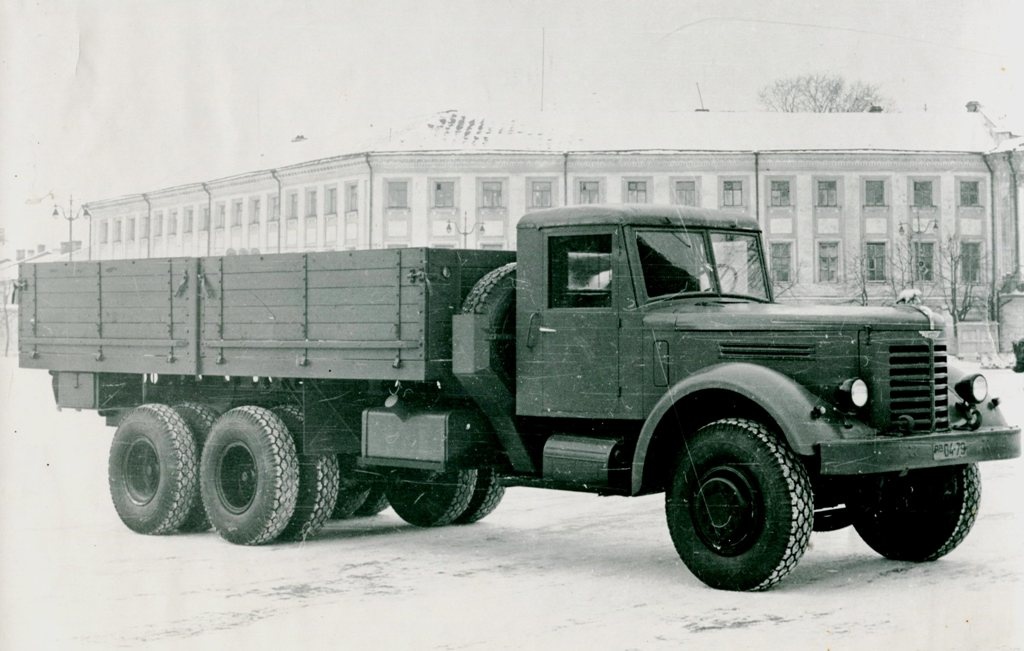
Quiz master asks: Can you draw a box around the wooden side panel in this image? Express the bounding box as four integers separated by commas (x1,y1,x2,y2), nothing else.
19,258,197,374
200,250,433,380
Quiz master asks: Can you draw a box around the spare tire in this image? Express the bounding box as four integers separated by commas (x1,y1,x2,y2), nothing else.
461,262,516,388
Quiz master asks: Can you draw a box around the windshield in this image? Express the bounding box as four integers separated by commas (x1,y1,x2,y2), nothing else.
636,230,713,299
636,229,769,302
709,232,769,300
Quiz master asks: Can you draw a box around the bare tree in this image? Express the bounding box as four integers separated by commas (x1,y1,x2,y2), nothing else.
935,236,986,337
759,73,890,113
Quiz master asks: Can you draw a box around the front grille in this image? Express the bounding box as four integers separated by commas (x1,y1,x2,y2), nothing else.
888,343,949,432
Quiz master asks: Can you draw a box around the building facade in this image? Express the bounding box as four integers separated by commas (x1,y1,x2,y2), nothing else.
78,111,1024,349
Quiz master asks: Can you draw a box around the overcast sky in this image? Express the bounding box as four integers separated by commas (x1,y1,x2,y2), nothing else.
1,0,1021,252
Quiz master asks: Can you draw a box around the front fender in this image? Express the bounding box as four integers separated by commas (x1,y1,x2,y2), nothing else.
630,362,871,495
947,361,1009,428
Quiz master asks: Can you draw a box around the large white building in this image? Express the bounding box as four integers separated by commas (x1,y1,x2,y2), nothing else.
80,108,1024,348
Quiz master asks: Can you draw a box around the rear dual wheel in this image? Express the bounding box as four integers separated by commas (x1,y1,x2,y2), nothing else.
108,404,198,535
386,467,505,527
200,406,299,545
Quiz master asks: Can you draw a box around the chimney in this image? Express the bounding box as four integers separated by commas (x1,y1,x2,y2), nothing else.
966,101,981,113
868,105,883,113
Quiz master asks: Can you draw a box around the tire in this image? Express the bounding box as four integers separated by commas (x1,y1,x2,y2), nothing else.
271,404,340,542
386,468,478,527
852,464,981,562
329,455,372,520
200,406,299,545
454,468,505,524
461,262,516,386
108,404,198,535
665,418,813,591
352,485,389,517
173,402,222,532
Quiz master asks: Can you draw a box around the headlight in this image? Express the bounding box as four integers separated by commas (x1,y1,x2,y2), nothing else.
839,378,869,408
955,373,988,404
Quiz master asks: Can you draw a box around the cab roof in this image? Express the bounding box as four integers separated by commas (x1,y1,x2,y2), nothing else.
517,204,761,232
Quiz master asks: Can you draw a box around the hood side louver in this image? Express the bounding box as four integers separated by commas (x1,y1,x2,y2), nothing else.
718,343,815,360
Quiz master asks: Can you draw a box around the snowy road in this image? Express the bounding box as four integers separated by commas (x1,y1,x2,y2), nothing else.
1,358,1021,650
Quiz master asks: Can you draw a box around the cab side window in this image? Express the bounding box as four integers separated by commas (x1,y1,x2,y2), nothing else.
548,234,613,308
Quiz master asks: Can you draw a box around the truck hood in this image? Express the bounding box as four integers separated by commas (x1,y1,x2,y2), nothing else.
641,301,937,332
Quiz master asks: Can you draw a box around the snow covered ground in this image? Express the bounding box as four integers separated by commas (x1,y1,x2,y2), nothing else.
1,357,1021,650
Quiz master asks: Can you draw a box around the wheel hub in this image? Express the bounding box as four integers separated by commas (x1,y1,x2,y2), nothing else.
691,465,763,556
217,442,258,514
124,438,160,505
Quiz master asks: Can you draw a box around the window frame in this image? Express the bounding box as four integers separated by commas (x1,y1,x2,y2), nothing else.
816,180,839,208
386,180,409,209
769,180,791,208
865,241,887,282
769,240,793,283
721,179,744,208
817,240,840,283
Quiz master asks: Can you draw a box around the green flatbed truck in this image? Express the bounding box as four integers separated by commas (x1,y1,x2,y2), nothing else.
16,204,1020,591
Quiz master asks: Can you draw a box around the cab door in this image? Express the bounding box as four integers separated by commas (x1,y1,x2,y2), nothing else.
518,226,623,417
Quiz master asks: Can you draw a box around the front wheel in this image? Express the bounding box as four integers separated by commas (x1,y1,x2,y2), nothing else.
851,464,981,562
665,418,813,591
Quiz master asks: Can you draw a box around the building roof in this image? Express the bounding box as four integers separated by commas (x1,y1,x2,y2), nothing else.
517,204,760,232
381,109,1001,153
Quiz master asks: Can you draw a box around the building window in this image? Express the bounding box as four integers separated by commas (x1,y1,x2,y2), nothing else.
818,242,839,283
531,180,552,208
126,218,136,242
913,181,934,207
140,215,150,238
960,181,980,207
345,183,358,212
817,180,838,207
770,181,790,207
304,189,317,218
202,207,210,230
481,181,504,208
232,200,243,226
961,242,981,283
626,180,648,203
168,210,177,235
770,241,792,283
722,180,743,207
268,195,280,221
249,198,261,224
674,180,696,206
433,181,455,208
113,219,122,242
865,242,886,281
287,192,299,219
100,221,109,244
578,180,600,204
153,212,163,237
913,241,934,282
215,203,226,229
865,180,886,207
184,208,194,233
387,181,408,209
325,186,337,215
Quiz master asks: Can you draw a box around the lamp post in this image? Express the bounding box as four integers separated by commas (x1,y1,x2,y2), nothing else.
52,195,91,262
898,209,938,288
446,211,485,248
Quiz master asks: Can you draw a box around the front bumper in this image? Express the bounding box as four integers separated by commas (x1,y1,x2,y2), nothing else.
818,426,1020,475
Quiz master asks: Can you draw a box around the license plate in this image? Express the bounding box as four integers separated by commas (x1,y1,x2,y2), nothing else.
933,441,967,461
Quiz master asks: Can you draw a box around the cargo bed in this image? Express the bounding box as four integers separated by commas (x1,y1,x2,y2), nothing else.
18,248,512,381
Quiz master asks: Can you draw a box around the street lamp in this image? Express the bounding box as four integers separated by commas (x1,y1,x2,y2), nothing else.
52,195,91,262
898,213,938,288
446,211,486,248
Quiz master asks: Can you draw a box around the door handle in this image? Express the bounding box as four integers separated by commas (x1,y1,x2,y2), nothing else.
538,327,557,333
526,312,540,348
